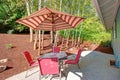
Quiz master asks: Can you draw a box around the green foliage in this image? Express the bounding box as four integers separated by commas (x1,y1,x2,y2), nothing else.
15,25,29,33
7,29,15,34
0,0,26,33
101,40,111,47
79,17,111,45
59,16,111,46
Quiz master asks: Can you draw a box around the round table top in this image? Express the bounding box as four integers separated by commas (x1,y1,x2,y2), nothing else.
40,51,67,60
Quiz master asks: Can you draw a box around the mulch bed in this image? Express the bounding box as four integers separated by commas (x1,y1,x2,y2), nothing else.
0,34,113,80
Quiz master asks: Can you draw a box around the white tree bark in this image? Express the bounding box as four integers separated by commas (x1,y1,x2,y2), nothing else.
25,0,33,42
41,0,46,49
34,30,38,50
38,30,41,55
55,0,62,46
77,0,86,47
51,31,53,44
44,0,47,7
41,31,44,49
38,0,41,10
38,0,42,55
65,30,70,48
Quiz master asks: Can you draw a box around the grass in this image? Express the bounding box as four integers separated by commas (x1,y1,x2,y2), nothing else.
6,43,13,49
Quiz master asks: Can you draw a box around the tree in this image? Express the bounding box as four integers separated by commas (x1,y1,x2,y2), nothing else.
0,0,26,33
25,0,34,42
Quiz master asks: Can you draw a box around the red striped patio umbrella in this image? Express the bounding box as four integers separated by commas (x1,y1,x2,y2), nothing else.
16,7,84,31
16,7,84,54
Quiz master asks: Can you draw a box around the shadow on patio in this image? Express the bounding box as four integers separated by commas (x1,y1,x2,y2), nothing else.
6,51,120,80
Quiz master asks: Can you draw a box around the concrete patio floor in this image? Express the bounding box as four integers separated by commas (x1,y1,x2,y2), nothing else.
6,51,120,80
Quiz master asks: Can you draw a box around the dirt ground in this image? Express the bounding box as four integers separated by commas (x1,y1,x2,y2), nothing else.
0,34,113,80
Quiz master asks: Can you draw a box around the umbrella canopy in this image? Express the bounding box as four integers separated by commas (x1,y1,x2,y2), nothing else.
16,7,84,31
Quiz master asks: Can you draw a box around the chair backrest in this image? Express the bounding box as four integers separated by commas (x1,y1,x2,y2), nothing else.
75,49,82,63
53,46,60,53
38,58,59,75
23,51,33,65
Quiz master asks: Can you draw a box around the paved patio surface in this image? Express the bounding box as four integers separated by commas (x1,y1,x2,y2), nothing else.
6,51,120,80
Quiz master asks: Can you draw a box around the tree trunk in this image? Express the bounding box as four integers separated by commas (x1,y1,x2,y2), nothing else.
54,0,62,46
61,30,66,49
38,0,41,55
38,30,41,55
41,31,44,49
74,29,77,47
34,30,38,50
51,31,53,44
25,0,33,42
71,31,74,47
55,32,58,46
65,30,70,48
77,0,86,47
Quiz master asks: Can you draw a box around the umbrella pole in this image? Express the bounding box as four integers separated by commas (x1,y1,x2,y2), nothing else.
52,31,55,47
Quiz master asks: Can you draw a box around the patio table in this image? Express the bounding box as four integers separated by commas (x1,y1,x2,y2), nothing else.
40,51,67,60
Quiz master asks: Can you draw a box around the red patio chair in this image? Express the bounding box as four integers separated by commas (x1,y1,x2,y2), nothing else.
38,58,61,80
64,49,82,69
53,46,60,53
22,51,38,78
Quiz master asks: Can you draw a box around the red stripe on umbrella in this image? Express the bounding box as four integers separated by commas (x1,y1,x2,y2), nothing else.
74,18,84,28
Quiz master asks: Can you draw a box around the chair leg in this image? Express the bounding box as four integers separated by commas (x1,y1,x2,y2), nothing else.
59,69,61,80
39,72,41,80
25,66,39,78
24,65,29,78
25,69,34,78
25,68,29,78
77,63,80,69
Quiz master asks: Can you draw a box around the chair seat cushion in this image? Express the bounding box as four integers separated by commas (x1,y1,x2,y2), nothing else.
38,58,59,75
65,60,77,64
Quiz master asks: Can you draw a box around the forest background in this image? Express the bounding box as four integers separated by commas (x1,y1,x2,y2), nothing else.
0,0,111,47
